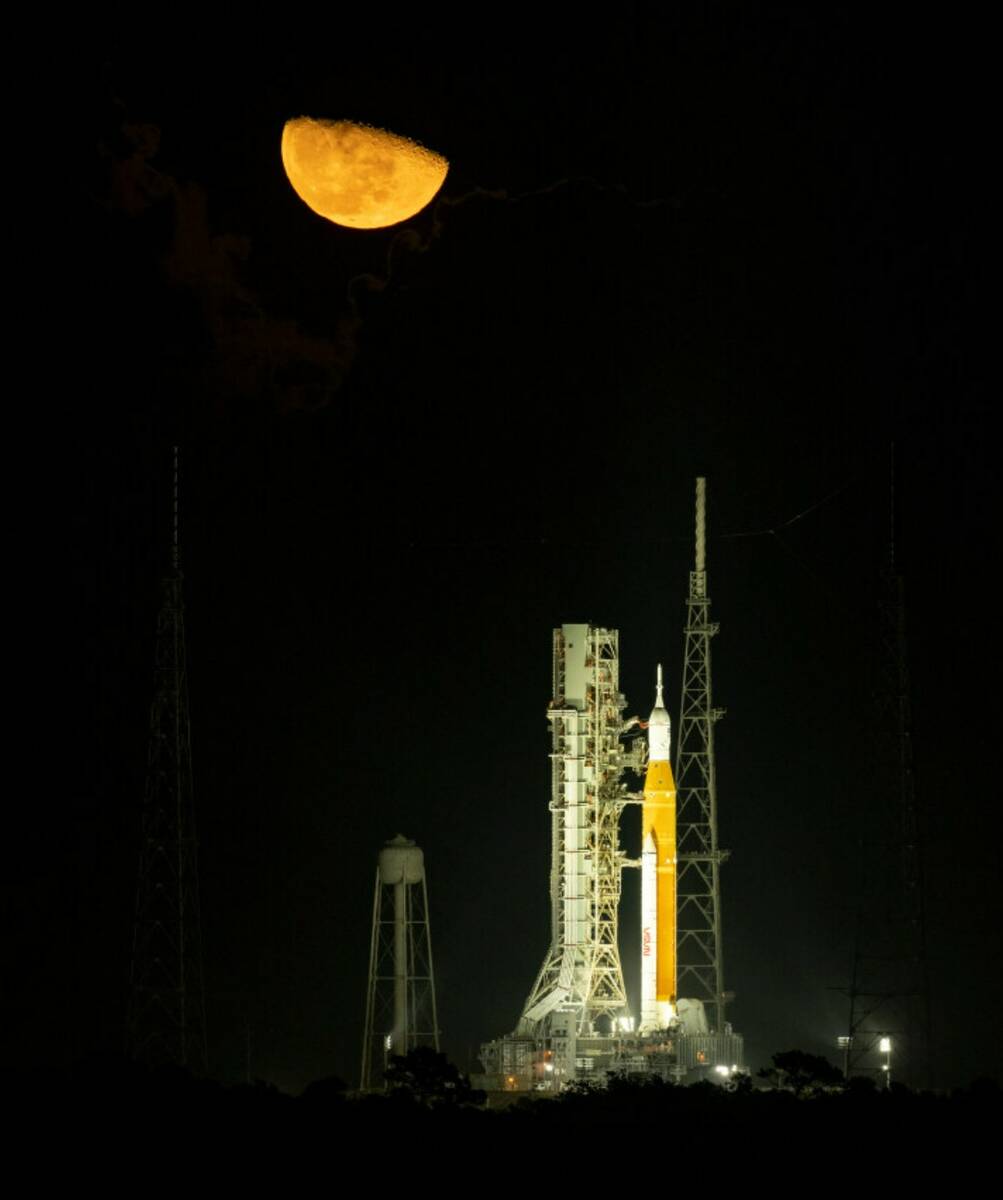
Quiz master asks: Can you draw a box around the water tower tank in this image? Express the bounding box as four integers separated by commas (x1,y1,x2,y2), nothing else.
378,835,425,885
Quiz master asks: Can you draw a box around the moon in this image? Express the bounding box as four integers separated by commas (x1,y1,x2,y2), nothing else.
281,117,449,230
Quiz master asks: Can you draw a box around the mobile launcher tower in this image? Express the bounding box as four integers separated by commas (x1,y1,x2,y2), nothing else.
477,480,743,1092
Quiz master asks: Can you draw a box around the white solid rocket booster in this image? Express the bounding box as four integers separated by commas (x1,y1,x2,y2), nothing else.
640,664,677,1033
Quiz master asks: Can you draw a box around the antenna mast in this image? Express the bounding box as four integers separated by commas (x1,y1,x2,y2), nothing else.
840,446,932,1087
127,446,208,1071
675,478,731,1034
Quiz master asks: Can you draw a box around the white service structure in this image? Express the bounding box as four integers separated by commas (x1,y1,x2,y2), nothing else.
517,624,632,1036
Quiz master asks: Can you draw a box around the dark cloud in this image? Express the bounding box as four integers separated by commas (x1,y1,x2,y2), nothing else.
91,104,359,416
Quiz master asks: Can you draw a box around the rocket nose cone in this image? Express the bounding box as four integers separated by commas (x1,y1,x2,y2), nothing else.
650,664,669,724
648,668,672,761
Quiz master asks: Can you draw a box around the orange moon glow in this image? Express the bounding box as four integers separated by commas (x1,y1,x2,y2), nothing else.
281,117,449,229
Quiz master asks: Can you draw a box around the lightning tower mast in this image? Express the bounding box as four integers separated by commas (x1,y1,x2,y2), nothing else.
675,478,731,1036
839,448,931,1087
127,447,208,1072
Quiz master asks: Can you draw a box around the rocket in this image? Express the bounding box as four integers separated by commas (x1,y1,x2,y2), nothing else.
640,665,677,1032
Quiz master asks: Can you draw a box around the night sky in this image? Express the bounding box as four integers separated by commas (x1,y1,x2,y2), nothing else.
33,12,997,1092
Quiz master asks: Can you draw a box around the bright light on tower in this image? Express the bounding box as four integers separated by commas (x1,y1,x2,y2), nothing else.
879,1036,892,1088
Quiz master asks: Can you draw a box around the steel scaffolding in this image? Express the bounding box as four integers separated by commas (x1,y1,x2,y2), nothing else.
675,478,730,1035
839,449,932,1088
518,625,630,1036
127,447,208,1072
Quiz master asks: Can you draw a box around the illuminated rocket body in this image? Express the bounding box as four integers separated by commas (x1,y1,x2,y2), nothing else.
640,665,678,1032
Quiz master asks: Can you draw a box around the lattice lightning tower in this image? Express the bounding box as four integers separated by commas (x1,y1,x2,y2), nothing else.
127,447,208,1071
838,447,932,1088
675,478,731,1035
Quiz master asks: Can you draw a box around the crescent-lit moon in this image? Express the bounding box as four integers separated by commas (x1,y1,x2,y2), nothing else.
281,117,449,230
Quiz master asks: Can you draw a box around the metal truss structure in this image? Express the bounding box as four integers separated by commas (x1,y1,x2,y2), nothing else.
360,836,440,1090
479,580,743,1092
127,448,208,1072
840,452,931,1088
518,624,630,1037
675,478,731,1036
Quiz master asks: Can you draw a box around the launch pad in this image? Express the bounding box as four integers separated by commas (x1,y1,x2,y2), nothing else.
478,1011,746,1093
475,481,744,1092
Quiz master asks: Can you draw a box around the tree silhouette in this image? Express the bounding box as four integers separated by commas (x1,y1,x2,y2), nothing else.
299,1075,348,1106
758,1050,844,1096
383,1047,485,1107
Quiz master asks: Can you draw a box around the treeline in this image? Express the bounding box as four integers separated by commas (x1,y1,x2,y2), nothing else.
26,1048,999,1156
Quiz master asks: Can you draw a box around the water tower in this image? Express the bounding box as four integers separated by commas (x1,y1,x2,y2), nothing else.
360,835,440,1089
